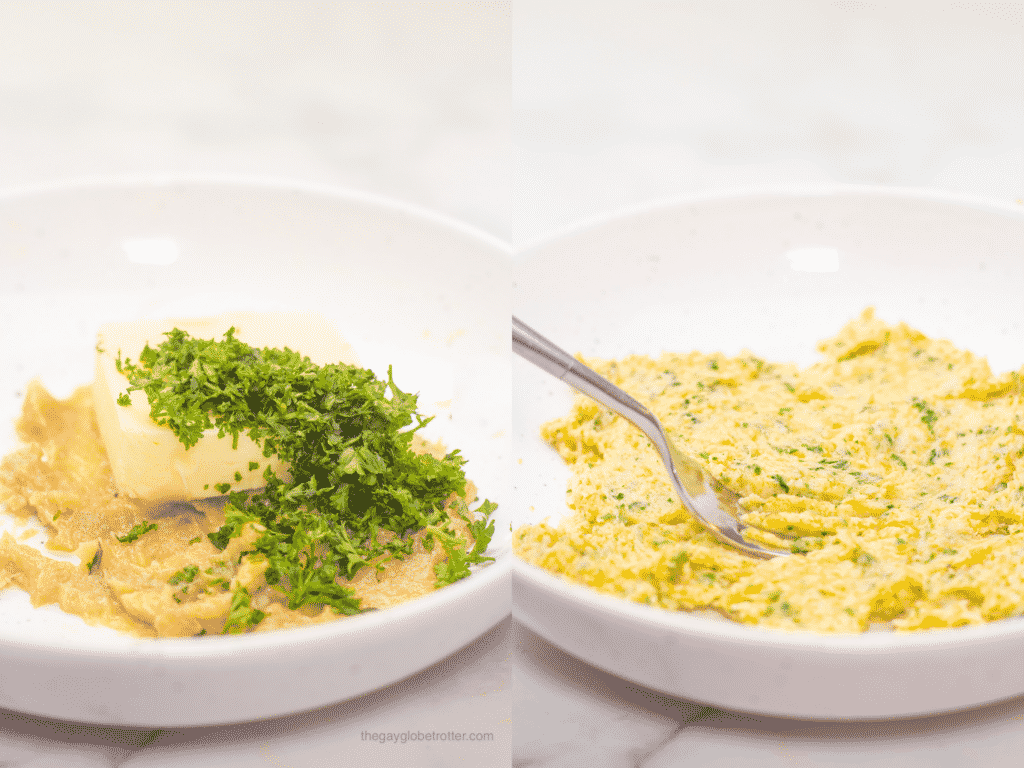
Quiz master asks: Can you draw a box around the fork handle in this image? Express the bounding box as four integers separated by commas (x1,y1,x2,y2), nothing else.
511,316,661,441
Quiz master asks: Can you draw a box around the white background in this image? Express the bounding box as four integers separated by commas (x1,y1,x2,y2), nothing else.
514,0,1024,244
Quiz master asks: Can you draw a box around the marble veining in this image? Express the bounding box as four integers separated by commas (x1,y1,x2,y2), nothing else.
514,622,1024,768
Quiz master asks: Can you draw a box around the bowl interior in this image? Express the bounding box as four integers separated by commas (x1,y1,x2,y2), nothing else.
513,189,1024,535
0,179,512,649
511,189,1024,717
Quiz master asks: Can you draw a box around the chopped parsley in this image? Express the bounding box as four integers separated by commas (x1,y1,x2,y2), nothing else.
222,587,265,634
668,551,689,582
168,564,199,586
117,521,158,543
116,327,496,627
911,397,938,434
431,500,497,587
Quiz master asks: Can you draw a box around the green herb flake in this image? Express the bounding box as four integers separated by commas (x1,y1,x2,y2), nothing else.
911,397,938,434
168,564,199,586
116,521,158,544
668,551,690,582
771,474,790,493
432,502,497,588
222,588,266,634
853,549,876,567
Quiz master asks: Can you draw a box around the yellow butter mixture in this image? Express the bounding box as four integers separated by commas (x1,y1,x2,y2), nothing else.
514,309,1024,632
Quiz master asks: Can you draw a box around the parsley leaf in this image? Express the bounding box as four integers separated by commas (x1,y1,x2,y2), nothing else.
433,500,497,587
222,587,266,634
117,521,158,543
911,397,938,434
168,564,199,586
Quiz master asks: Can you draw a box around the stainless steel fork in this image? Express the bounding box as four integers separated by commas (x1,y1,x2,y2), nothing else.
513,316,790,559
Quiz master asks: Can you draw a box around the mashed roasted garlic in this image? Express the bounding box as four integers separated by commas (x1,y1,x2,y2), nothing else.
0,383,484,638
514,309,1024,632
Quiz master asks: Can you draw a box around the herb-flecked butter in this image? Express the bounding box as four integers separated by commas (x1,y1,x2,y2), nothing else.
515,308,1024,633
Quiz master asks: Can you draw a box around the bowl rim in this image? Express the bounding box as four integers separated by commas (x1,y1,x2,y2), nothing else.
0,174,512,656
0,172,513,256
515,558,1024,652
513,182,1024,255
512,184,1024,652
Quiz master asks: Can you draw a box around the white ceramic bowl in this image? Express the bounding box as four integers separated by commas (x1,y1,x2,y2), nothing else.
0,178,511,726
512,187,1024,720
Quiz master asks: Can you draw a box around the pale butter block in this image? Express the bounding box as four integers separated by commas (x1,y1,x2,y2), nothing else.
93,312,359,502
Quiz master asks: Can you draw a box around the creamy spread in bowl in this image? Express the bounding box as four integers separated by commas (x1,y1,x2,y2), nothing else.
515,309,1024,633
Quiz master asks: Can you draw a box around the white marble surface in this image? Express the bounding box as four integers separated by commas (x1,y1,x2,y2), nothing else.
514,622,1024,768
512,2,1024,766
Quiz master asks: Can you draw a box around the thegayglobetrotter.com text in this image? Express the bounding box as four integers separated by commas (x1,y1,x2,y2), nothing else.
361,731,495,745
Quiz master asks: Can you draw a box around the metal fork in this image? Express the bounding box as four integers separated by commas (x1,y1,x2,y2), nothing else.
512,316,790,560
